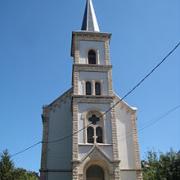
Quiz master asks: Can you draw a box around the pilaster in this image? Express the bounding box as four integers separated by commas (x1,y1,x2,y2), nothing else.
72,100,79,161
104,40,110,65
111,106,119,161
130,113,143,180
73,68,79,95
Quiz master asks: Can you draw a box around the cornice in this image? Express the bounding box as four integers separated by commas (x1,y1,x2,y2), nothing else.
120,169,142,171
72,95,114,103
42,88,73,114
73,64,112,72
72,31,111,40
113,93,137,114
40,169,72,172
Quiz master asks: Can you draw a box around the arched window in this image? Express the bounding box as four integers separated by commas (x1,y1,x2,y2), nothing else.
87,127,94,143
95,82,101,95
86,165,104,180
87,113,103,144
96,127,103,143
86,81,92,95
88,50,96,64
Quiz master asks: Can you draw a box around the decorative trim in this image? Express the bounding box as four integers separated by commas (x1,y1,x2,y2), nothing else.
40,109,49,180
110,106,119,161
72,161,80,180
72,101,79,180
113,94,137,114
72,101,79,160
40,169,72,173
120,169,142,171
73,64,112,72
73,67,79,95
108,70,113,96
80,145,114,163
73,95,113,104
130,113,143,180
45,88,73,109
104,40,110,65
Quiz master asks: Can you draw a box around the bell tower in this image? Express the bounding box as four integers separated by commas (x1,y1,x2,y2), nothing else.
40,0,143,179
71,0,121,179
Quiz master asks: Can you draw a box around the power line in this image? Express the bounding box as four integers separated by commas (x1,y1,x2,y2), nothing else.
45,40,180,144
138,104,180,133
118,104,180,143
11,141,41,158
11,41,180,157
47,104,180,159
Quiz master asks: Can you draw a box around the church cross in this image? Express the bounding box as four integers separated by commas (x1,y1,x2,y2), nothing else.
89,115,100,125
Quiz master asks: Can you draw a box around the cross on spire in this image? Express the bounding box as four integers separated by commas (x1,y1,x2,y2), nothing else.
81,0,100,32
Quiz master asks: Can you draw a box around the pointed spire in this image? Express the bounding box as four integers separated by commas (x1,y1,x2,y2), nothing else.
81,0,100,32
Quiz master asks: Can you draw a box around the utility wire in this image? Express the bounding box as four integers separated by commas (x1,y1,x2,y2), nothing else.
47,104,180,159
46,41,180,144
118,104,180,143
11,141,41,158
11,41,180,157
138,104,180,133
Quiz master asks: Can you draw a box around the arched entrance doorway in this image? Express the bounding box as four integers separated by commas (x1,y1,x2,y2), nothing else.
86,165,104,180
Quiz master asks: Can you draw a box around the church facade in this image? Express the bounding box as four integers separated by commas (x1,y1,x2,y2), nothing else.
40,0,143,180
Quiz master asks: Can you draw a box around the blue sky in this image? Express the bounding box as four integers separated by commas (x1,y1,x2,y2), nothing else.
0,0,179,173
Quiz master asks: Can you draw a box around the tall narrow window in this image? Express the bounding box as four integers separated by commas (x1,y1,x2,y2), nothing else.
86,81,92,95
88,50,96,64
95,82,101,95
87,127,94,143
96,127,103,143
87,113,103,144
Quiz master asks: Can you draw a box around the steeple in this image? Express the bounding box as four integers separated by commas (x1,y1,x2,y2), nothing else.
81,0,100,32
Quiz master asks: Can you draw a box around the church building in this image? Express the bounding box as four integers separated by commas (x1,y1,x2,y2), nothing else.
40,0,143,179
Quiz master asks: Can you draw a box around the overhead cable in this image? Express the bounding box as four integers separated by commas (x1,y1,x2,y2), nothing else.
11,41,180,157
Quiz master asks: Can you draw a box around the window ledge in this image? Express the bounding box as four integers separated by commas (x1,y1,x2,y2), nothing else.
78,143,112,146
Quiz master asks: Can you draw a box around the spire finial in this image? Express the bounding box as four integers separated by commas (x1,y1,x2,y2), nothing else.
81,0,100,32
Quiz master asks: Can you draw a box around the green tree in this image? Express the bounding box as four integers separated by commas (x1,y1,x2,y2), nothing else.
13,168,39,180
142,149,180,180
142,151,161,180
0,149,39,180
159,149,180,180
0,149,14,180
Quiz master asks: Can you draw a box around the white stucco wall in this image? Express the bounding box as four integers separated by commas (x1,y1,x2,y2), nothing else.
115,101,136,169
47,96,72,171
48,172,72,180
120,171,137,180
79,40,105,65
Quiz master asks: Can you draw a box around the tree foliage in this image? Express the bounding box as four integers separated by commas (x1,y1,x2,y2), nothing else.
0,149,14,180
0,149,39,180
142,149,180,180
